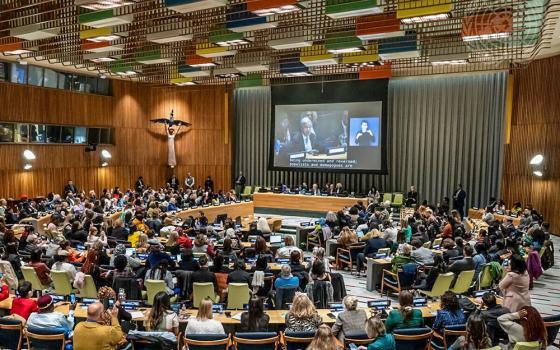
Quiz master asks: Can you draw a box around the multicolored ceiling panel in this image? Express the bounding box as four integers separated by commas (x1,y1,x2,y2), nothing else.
179,64,212,77
279,59,311,76
185,54,217,67
396,0,453,23
165,0,227,13
247,0,302,16
358,62,392,79
325,0,383,19
356,13,405,40
378,32,420,60
81,40,124,52
236,73,264,88
226,3,278,32
135,49,172,64
195,43,237,58
341,44,380,67
324,31,364,54
208,28,251,46
78,9,133,28
300,45,338,66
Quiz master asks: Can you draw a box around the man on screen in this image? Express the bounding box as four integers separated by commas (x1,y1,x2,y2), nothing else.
354,120,375,146
291,117,320,153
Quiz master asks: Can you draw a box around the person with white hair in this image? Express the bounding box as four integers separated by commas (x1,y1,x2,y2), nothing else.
256,217,271,234
292,116,318,153
331,295,368,341
274,264,299,289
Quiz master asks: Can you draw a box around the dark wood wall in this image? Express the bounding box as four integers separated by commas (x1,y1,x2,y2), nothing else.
502,55,560,232
0,80,231,198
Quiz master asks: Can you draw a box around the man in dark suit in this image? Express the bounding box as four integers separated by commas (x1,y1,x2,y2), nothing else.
448,244,474,276
480,292,510,344
291,117,320,153
227,260,252,286
452,184,467,219
64,180,78,195
168,175,179,191
192,255,218,295
134,176,145,193
204,176,214,192
234,171,246,196
406,185,418,207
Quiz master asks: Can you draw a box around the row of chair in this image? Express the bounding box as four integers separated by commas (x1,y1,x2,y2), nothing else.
22,267,98,298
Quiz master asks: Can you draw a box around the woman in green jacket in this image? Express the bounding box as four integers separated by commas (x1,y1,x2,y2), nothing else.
384,290,424,333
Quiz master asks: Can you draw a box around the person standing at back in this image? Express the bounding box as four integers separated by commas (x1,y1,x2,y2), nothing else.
452,184,467,219
73,302,125,350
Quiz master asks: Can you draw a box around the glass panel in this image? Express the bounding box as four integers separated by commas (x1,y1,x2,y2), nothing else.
61,126,74,143
29,124,46,143
74,127,87,144
85,76,97,93
46,125,61,143
99,128,111,144
97,78,110,95
0,123,14,143
28,66,44,86
72,75,86,92
0,62,7,82
87,128,100,144
15,124,29,143
10,63,27,84
43,68,58,88
58,73,72,90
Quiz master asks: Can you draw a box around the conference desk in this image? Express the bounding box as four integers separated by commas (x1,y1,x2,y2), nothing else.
468,208,521,226
171,202,254,222
19,214,51,235
253,193,360,213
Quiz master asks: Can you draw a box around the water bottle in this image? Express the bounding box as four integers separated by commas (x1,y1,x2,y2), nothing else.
118,288,126,301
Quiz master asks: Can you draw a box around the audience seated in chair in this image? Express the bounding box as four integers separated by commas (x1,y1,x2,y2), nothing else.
331,295,368,342
26,295,75,338
498,306,547,350
448,312,491,350
285,293,322,332
185,298,225,335
144,291,179,336
384,291,424,333
432,291,465,334
240,297,270,332
10,281,38,321
73,301,125,350
358,316,395,350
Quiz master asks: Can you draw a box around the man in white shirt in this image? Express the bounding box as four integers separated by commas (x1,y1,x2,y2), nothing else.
185,172,195,189
27,295,76,337
51,250,78,282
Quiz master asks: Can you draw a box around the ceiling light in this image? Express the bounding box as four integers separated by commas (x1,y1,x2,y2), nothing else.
228,21,278,32
269,37,313,50
530,154,544,165
23,149,36,160
327,47,364,54
101,161,109,167
462,32,511,42
431,59,468,66
170,77,197,86
82,41,125,53
101,149,112,159
115,71,137,76
234,62,269,73
345,61,381,68
91,57,116,63
147,29,193,44
214,68,243,78
10,24,60,41
17,58,28,65
251,3,302,16
99,73,108,79
533,170,543,177
400,13,450,24
75,0,134,10
24,164,33,170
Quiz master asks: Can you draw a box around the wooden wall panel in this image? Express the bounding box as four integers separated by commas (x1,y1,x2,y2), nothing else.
502,55,560,232
0,80,231,198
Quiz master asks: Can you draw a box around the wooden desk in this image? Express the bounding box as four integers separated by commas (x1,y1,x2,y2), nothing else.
20,214,51,235
171,202,254,222
253,193,361,213
468,208,520,226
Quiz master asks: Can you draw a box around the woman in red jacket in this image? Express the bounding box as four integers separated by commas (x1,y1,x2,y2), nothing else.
10,281,38,320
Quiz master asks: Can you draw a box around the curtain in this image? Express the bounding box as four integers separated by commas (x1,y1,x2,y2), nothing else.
233,72,507,209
